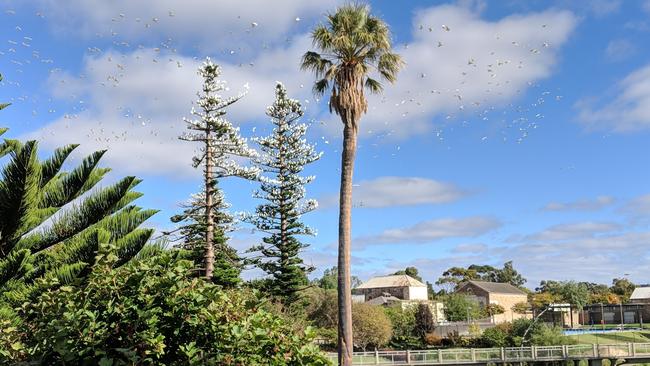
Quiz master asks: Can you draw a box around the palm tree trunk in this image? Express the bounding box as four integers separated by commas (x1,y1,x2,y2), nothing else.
205,131,215,280
338,121,357,366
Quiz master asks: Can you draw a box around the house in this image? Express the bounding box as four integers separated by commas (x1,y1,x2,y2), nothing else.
455,280,529,323
355,275,446,323
630,287,650,304
355,274,428,302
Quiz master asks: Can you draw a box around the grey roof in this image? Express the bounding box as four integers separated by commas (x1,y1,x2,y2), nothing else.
459,280,526,295
356,275,426,289
631,287,650,300
366,295,402,306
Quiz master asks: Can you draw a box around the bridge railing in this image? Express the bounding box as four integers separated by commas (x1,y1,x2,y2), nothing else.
327,342,650,365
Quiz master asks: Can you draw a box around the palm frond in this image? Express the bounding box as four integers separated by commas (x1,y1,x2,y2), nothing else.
364,77,383,94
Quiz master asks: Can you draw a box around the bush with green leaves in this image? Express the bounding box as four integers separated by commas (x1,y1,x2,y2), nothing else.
8,246,329,365
383,306,421,349
443,293,485,322
352,303,393,351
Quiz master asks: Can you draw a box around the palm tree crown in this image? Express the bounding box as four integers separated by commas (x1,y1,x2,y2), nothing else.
301,3,402,126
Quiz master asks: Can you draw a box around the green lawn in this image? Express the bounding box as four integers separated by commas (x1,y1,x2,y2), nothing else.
569,331,650,344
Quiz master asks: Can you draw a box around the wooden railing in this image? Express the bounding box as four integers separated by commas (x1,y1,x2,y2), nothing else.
327,343,650,365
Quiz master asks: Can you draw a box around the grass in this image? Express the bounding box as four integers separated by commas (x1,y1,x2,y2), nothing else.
568,331,650,344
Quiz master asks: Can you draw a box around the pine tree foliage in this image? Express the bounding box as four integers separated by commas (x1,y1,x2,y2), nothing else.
0,130,156,315
177,58,258,283
245,83,321,301
170,190,241,287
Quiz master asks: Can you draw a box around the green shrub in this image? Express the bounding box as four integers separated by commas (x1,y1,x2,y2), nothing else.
480,326,510,347
8,246,329,365
384,306,420,349
352,303,393,351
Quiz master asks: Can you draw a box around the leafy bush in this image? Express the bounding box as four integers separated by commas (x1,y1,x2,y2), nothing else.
384,305,420,349
480,326,510,347
352,303,392,351
6,246,329,365
415,303,435,339
443,293,484,321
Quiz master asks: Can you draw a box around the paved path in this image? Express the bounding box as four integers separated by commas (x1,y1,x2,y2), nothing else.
328,343,650,365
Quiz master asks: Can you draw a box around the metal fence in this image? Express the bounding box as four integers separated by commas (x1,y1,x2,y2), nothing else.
327,342,650,365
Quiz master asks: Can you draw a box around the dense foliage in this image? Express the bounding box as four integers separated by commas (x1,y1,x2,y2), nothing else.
351,303,392,351
443,293,485,322
436,261,526,291
480,319,574,348
0,128,155,323
4,246,328,365
246,83,321,302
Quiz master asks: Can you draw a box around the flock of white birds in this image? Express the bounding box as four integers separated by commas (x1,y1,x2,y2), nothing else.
0,5,564,162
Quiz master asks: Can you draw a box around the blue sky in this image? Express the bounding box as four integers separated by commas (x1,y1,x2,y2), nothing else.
1,0,650,289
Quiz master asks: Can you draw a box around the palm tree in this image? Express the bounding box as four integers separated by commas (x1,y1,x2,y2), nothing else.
301,4,402,364
0,128,157,320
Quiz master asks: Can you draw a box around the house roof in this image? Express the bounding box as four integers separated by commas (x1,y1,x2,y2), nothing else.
630,287,650,300
366,295,402,306
356,275,426,289
458,280,526,295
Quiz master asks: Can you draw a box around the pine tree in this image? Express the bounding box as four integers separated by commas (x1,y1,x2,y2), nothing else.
178,58,257,284
246,83,321,302
0,128,156,320
170,190,241,287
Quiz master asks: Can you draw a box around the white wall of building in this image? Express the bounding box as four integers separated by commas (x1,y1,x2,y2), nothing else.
408,286,428,300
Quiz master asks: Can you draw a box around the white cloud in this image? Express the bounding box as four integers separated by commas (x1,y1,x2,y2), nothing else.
587,0,622,17
516,221,622,242
320,176,466,209
621,193,650,218
32,0,337,52
27,3,578,175
26,37,319,176
576,63,650,132
605,39,637,62
354,5,577,137
503,231,650,286
355,216,500,247
452,243,489,253
542,195,615,211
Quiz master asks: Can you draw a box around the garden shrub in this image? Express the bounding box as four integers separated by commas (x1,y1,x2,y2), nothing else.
7,246,329,365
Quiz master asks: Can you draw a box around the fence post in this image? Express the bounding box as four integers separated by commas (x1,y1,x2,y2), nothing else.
629,343,634,357
375,350,379,365
593,343,598,358
438,349,443,363
632,342,637,357
531,346,536,360
501,347,505,361
406,350,411,364
471,349,476,362
562,345,568,358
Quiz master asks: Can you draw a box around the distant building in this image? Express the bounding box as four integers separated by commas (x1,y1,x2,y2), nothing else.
355,275,428,302
630,287,650,304
455,280,529,323
355,275,445,323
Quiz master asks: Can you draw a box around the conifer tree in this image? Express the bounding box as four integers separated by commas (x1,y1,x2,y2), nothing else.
177,59,257,284
170,190,241,287
246,83,321,302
